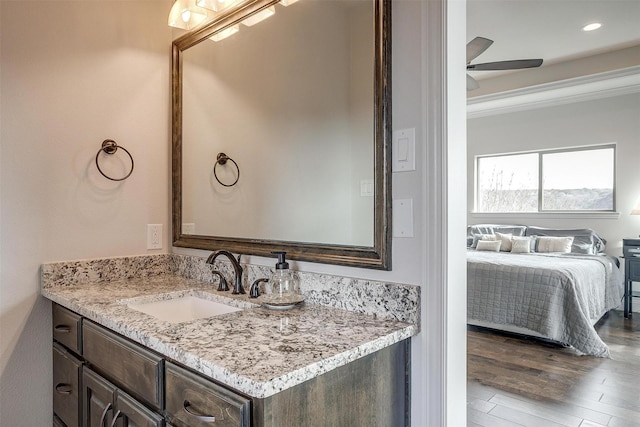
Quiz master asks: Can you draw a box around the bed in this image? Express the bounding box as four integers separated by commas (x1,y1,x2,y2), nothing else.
467,224,624,357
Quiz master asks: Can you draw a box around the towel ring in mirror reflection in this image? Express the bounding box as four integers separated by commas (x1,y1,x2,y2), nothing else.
95,139,134,181
213,152,240,187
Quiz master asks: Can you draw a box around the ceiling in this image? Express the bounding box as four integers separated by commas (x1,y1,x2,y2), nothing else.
467,0,640,84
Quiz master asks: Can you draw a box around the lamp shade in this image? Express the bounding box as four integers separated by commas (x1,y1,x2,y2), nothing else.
632,198,640,215
168,0,208,30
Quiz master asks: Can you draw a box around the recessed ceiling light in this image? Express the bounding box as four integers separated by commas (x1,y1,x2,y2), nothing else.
582,22,602,32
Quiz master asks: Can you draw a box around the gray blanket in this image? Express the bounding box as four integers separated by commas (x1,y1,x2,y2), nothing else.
467,250,624,357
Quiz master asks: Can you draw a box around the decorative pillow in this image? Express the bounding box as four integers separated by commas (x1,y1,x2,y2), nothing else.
525,226,605,254
476,240,502,252
537,236,574,253
510,237,532,253
495,232,513,252
471,233,496,248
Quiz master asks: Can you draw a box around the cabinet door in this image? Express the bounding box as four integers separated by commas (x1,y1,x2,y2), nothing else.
83,368,116,427
53,343,83,427
113,390,164,427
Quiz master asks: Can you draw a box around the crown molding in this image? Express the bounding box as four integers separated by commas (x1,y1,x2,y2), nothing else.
467,66,640,119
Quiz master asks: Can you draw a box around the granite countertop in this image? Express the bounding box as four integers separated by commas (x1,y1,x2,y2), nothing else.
43,273,417,399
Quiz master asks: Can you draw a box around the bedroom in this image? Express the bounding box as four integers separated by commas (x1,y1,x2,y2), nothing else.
466,0,640,424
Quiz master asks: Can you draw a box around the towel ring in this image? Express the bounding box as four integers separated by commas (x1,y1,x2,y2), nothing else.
213,152,240,187
95,139,134,181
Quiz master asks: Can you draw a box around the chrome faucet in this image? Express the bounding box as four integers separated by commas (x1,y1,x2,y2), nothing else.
206,250,246,294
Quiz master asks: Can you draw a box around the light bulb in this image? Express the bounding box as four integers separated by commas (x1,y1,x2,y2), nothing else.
210,25,239,42
582,22,602,32
241,6,275,26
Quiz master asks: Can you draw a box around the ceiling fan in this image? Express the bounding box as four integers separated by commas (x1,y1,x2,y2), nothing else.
467,36,543,91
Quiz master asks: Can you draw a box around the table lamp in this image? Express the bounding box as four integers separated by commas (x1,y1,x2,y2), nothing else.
632,198,640,237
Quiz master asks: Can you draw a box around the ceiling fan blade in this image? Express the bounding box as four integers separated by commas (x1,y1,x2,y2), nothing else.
467,74,479,91
467,37,493,64
467,59,543,71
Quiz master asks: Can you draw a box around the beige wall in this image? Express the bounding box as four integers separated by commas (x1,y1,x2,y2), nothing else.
1,2,171,425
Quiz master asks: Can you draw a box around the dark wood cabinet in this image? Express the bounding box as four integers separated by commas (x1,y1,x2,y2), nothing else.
623,238,640,318
83,368,164,427
165,362,251,427
52,303,410,427
83,368,115,427
82,321,163,410
53,343,83,427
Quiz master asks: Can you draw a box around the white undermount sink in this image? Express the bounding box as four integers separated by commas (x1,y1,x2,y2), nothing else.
127,295,242,324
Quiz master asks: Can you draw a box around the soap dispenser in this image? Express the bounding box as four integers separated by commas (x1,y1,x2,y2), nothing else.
262,251,303,308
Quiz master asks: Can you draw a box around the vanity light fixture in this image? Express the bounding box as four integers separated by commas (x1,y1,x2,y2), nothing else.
582,22,602,32
168,0,208,30
241,6,275,26
197,0,237,13
279,0,300,6
210,25,240,42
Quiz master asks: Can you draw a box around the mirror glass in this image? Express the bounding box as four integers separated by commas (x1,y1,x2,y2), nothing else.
173,0,391,269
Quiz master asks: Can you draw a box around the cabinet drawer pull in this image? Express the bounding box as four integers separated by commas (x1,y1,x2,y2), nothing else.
183,400,216,423
55,383,72,395
99,403,113,427
54,325,71,333
109,410,122,427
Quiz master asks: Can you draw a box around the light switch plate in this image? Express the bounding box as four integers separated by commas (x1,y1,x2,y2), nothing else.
392,128,416,172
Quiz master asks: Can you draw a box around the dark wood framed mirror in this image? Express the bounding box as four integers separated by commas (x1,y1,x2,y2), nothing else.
172,0,391,269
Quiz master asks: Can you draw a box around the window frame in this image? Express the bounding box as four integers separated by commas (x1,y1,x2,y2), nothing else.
474,144,617,214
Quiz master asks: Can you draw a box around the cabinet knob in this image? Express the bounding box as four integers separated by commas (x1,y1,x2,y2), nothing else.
183,400,216,423
54,325,71,333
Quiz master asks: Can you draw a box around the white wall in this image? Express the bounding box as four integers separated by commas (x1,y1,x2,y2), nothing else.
0,2,171,425
1,1,466,425
467,93,640,256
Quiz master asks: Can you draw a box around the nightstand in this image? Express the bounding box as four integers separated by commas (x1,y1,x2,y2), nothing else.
623,238,640,318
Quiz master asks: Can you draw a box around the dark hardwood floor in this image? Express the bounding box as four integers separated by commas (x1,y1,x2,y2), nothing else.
467,310,640,426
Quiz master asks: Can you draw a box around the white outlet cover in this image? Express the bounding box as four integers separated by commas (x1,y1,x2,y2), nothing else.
392,199,414,238
147,224,162,250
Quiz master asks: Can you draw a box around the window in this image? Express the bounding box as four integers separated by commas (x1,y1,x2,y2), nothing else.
476,145,615,213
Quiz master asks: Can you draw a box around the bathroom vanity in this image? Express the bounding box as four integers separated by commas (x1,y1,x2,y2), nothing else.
43,256,418,427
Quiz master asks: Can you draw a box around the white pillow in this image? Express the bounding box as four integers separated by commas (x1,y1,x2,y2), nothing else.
537,236,574,253
471,233,496,248
476,240,502,252
495,232,513,252
511,237,532,253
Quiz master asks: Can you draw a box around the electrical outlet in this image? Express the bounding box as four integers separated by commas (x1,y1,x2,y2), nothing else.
147,224,162,250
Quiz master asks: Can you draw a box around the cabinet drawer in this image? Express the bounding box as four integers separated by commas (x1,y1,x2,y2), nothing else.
623,239,640,258
629,258,640,282
52,304,82,354
165,362,251,427
82,321,163,410
53,343,82,427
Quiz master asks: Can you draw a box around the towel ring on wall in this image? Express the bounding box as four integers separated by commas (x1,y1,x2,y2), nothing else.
213,152,240,187
95,139,134,181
